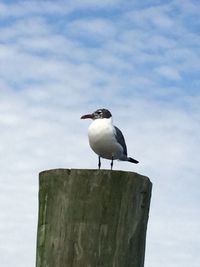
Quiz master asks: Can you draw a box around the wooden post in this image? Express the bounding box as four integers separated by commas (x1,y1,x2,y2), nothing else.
36,169,152,267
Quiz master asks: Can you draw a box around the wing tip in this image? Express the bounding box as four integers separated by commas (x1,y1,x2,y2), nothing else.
128,157,139,164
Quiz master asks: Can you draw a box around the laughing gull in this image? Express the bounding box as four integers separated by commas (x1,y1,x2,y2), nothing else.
81,108,139,170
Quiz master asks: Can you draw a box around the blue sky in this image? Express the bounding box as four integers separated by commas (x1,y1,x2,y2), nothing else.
0,0,200,266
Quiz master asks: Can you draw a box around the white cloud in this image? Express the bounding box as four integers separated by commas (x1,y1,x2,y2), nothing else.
66,18,116,41
125,4,174,30
155,65,182,80
0,0,122,18
0,1,70,17
0,1,200,267
0,17,50,39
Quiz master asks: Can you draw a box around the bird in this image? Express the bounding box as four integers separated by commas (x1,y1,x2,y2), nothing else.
81,108,139,170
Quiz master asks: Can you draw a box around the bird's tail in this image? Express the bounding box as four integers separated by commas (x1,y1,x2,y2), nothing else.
127,157,139,164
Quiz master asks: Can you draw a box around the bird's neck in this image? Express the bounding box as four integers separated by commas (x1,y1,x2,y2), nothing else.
89,117,113,129
95,117,113,124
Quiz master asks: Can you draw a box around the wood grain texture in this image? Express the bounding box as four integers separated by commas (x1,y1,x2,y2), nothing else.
36,169,152,267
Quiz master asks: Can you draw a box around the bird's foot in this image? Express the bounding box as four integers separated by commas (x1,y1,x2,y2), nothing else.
110,157,114,170
98,156,101,169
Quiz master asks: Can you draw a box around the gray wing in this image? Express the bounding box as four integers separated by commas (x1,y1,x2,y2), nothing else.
114,126,127,156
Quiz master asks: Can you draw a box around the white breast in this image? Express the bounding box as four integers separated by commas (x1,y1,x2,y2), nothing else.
88,118,123,160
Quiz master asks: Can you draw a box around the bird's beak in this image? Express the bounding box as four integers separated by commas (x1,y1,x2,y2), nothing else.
80,113,94,119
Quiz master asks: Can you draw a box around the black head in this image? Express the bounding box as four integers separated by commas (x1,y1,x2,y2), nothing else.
93,109,112,119
81,108,112,120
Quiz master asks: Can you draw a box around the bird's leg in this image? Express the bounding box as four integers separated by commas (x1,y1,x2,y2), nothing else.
98,156,101,169
111,156,114,170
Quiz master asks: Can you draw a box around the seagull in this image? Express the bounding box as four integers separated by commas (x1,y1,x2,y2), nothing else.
81,108,139,170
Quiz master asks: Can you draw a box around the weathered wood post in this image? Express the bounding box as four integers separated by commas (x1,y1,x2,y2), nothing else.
36,169,152,267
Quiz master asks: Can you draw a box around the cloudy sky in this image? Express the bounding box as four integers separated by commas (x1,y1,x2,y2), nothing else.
0,0,200,266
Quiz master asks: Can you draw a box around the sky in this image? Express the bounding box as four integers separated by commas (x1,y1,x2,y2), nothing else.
0,0,200,266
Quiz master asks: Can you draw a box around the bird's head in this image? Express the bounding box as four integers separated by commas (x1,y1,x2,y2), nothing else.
81,108,112,120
